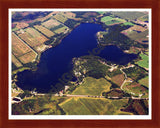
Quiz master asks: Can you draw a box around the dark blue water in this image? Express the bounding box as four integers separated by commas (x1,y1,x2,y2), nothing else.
16,23,137,92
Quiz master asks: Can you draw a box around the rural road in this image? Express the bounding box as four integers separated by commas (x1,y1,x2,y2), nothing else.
34,93,148,100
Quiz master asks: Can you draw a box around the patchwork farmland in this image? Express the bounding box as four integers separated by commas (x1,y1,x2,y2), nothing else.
34,25,55,37
42,19,61,29
53,13,68,23
12,32,32,57
18,27,48,52
11,11,150,116
12,32,37,65
59,97,131,115
18,51,37,64
11,12,72,70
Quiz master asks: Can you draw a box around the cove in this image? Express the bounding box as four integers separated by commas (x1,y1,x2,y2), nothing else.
16,23,137,93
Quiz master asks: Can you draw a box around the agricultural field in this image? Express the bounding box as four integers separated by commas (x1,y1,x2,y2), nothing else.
18,27,48,48
123,82,148,97
34,25,55,37
121,25,148,43
72,77,111,96
121,25,147,35
42,19,61,29
122,22,134,26
97,11,106,14
105,20,121,25
11,11,150,116
137,15,148,22
35,12,59,22
103,89,130,98
13,22,29,30
101,16,126,26
12,54,23,68
59,12,76,19
101,16,114,22
18,51,37,64
138,76,149,88
110,11,146,20
12,32,32,57
54,26,69,34
59,97,132,115
136,53,149,69
82,12,98,18
53,13,68,23
126,30,148,44
123,99,148,115
111,74,125,86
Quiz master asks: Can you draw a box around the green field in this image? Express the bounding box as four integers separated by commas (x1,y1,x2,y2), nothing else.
72,77,111,96
101,16,125,25
104,20,121,25
123,22,134,26
138,76,149,88
54,26,69,34
97,11,105,14
137,53,149,69
59,97,132,115
101,16,113,22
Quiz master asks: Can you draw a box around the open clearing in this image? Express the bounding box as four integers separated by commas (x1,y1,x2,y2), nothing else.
59,97,132,115
72,77,111,96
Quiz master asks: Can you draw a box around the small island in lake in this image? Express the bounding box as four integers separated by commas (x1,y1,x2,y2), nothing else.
11,10,150,116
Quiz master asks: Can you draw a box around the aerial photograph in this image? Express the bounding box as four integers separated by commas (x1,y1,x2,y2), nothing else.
10,9,150,117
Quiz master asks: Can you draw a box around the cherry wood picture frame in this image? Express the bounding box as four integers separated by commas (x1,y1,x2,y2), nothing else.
0,0,160,128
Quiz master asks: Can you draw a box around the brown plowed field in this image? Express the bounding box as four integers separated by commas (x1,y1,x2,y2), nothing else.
111,74,125,86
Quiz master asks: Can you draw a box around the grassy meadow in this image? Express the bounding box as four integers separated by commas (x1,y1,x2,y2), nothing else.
137,53,149,69
72,77,111,96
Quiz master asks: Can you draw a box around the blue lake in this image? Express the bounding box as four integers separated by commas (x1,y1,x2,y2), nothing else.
16,23,137,92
